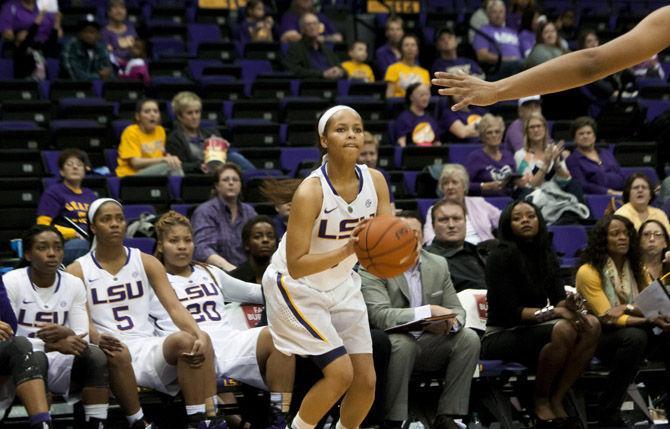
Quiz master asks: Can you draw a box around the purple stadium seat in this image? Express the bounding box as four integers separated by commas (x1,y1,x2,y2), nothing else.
238,60,273,84
170,203,195,217
150,37,186,59
41,150,61,176
124,237,156,254
483,196,512,211
107,177,120,199
447,143,481,166
0,59,13,80
638,98,670,122
0,120,41,130
280,147,320,177
188,59,224,81
123,204,157,223
112,119,133,142
620,166,659,187
403,171,419,196
103,149,118,173
187,23,224,53
417,198,438,223
548,225,588,267
585,194,617,220
168,176,182,200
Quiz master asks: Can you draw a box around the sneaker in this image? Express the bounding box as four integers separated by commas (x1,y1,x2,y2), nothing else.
130,420,155,429
268,407,287,429
205,414,228,429
186,413,227,429
86,418,106,429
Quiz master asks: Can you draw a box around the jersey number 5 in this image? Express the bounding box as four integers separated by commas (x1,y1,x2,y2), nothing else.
112,306,135,331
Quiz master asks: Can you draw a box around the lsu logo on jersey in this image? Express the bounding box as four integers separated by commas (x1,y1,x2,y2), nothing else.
90,281,144,304
17,309,69,328
179,283,220,302
317,214,374,240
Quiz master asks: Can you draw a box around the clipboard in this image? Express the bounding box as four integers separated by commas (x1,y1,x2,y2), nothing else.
634,273,670,318
61,217,90,241
385,313,457,334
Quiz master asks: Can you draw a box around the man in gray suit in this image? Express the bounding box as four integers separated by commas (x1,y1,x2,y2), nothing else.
360,212,480,429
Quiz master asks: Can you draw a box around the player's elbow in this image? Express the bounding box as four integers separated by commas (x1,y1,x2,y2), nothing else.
579,48,607,81
286,263,305,280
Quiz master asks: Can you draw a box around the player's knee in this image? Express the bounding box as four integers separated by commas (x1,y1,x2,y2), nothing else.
167,331,196,354
79,345,109,388
325,357,354,392
356,367,376,393
9,337,47,386
106,344,132,370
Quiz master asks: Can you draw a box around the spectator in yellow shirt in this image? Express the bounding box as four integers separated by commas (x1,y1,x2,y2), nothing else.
115,99,184,177
384,34,430,98
341,40,375,82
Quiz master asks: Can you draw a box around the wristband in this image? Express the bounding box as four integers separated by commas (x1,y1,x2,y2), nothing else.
534,305,556,323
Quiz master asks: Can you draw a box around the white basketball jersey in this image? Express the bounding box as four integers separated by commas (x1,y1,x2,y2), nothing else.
150,265,230,336
270,162,377,291
3,268,88,350
78,247,155,339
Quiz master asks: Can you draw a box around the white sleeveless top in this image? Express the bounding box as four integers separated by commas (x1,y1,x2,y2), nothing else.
270,162,378,291
3,268,88,351
149,264,262,336
77,247,155,340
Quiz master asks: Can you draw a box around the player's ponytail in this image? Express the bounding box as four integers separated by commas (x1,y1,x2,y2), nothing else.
259,178,303,207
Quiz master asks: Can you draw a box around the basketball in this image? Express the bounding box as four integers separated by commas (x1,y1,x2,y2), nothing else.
354,216,418,279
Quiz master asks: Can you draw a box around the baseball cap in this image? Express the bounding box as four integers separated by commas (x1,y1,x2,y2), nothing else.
518,95,541,106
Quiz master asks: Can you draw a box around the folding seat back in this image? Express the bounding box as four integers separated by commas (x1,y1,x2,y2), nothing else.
0,150,44,177
1,100,52,126
180,174,214,204
400,146,449,170
228,119,280,147
119,177,171,209
49,80,94,100
0,178,41,207
124,237,157,254
0,80,40,102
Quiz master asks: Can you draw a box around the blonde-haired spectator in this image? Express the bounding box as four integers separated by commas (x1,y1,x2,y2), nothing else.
466,114,523,196
423,164,501,245
167,91,254,174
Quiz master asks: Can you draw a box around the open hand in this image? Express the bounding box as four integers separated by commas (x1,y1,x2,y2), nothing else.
432,71,499,110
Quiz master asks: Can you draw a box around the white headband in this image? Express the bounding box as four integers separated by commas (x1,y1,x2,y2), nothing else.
87,198,122,224
317,105,358,137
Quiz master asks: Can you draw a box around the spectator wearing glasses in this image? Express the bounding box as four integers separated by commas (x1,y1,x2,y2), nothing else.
615,173,670,232
36,149,96,265
283,12,344,80
638,219,670,285
192,164,258,272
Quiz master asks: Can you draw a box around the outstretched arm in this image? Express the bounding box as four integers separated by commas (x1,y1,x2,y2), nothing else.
433,6,670,110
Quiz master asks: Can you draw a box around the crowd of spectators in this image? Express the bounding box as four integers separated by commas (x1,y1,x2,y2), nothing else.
2,0,670,427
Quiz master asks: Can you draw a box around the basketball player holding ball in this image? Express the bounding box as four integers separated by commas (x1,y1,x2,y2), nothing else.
262,105,392,429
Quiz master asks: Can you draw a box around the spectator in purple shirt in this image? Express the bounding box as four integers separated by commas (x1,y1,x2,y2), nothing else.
0,0,61,46
466,114,526,196
565,116,626,196
374,15,404,76
441,94,487,143
506,0,536,31
278,0,342,44
283,12,344,79
503,95,542,153
431,27,484,79
36,149,96,265
392,83,441,147
240,0,274,45
473,0,524,80
101,0,137,70
191,163,258,272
